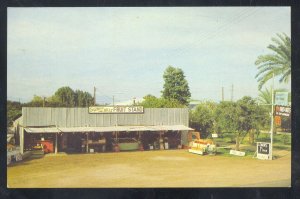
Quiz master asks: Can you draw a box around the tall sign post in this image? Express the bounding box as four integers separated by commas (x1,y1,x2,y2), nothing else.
269,74,274,160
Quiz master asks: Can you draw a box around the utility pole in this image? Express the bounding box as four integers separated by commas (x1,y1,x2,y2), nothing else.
222,87,224,101
43,97,46,107
93,87,96,105
231,84,234,101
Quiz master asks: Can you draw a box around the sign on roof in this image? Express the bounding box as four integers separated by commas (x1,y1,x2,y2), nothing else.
89,106,144,114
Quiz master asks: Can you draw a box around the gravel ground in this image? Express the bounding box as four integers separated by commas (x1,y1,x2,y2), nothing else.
7,149,291,188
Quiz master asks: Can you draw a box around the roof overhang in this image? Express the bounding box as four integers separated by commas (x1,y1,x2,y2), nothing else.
24,125,193,133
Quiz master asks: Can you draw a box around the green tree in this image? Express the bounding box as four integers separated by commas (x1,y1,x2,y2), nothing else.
189,101,217,138
26,95,44,107
215,97,265,150
7,100,22,126
74,90,94,107
161,66,191,106
54,86,75,107
236,96,266,145
255,33,291,90
46,95,63,107
138,94,185,108
214,101,239,146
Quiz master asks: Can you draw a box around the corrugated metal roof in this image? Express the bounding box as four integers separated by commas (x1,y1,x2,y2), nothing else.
24,125,193,133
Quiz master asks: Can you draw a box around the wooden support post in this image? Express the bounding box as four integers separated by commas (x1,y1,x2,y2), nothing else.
55,133,58,154
86,133,89,153
19,127,24,154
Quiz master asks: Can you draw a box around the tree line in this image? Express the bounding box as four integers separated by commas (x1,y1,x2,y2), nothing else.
7,86,94,126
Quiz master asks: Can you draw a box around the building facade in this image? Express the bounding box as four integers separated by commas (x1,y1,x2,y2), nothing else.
15,107,193,154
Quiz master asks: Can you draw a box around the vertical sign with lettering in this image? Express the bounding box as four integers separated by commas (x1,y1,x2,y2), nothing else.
257,142,270,160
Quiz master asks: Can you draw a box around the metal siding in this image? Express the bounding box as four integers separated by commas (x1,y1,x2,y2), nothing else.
22,107,189,127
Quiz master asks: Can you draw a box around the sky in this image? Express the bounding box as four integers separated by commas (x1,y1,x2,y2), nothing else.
7,7,291,104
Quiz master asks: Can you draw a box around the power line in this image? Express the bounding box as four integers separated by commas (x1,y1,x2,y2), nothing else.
173,8,259,58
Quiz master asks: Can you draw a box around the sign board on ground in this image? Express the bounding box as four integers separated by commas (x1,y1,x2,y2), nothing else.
275,105,291,117
229,150,245,156
89,106,144,114
275,92,289,106
257,142,270,160
212,134,218,138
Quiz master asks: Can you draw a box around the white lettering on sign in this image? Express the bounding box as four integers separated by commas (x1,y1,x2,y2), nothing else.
257,142,270,160
275,105,291,117
89,106,144,114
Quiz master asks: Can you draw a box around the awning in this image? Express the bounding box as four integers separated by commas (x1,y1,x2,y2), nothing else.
24,125,193,133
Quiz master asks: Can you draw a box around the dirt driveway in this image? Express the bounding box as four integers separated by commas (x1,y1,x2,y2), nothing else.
7,149,291,188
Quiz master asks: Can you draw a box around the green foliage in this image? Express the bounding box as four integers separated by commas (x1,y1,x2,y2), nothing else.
214,97,267,150
214,101,239,134
138,94,185,108
189,101,217,138
8,87,94,125
22,87,94,108
25,95,44,107
161,66,191,106
255,33,291,90
281,134,290,145
7,100,22,126
74,90,94,107
236,96,263,133
54,86,76,107
281,115,291,131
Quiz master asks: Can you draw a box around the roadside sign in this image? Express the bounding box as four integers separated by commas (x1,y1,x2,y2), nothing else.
275,105,291,117
212,133,218,138
275,116,281,126
257,142,270,160
230,150,245,156
274,92,289,106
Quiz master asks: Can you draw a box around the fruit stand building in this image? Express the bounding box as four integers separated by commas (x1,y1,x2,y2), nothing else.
14,107,193,154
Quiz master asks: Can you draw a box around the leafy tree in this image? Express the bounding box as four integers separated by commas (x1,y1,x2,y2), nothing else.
74,90,94,107
215,97,265,150
161,66,191,106
255,33,291,90
138,94,185,108
214,101,239,145
54,86,75,107
189,101,217,138
236,96,265,145
7,100,22,126
46,95,63,107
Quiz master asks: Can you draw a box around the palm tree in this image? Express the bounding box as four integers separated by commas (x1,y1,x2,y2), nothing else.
257,87,272,105
255,33,291,90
